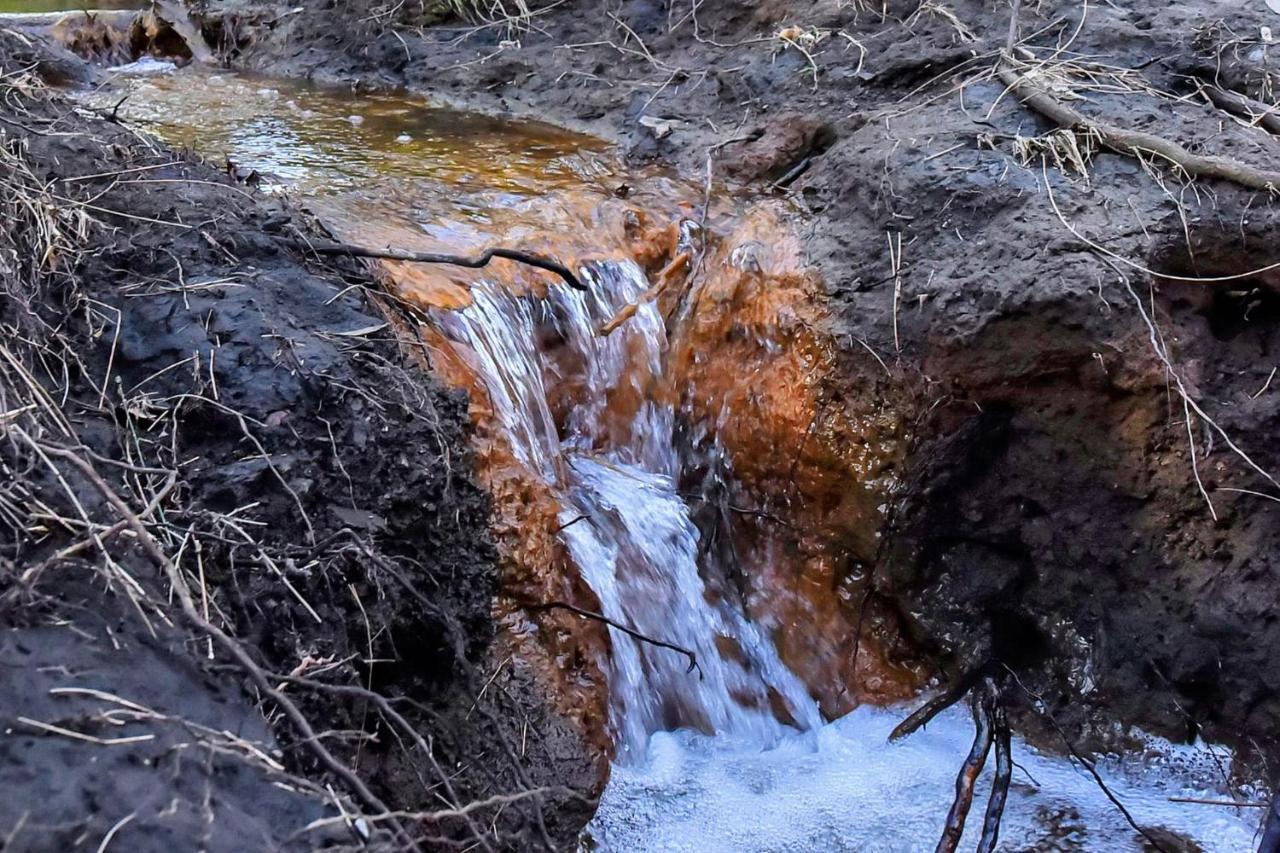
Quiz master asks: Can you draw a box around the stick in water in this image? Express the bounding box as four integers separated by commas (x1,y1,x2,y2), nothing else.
522,599,702,677
284,239,587,292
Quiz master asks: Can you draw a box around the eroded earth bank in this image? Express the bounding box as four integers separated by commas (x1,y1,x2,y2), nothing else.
3,0,1280,850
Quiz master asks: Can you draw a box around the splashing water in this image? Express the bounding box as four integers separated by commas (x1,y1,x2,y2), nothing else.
592,705,1262,852
433,258,823,761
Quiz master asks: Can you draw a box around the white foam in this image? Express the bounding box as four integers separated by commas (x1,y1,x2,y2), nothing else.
589,704,1261,852
108,56,176,76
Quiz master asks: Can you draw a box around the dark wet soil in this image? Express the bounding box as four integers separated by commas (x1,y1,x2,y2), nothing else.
216,0,1280,780
0,52,595,850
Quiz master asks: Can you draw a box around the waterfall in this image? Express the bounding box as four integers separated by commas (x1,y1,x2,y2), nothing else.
432,257,822,760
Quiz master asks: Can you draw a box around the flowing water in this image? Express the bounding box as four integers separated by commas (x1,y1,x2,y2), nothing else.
64,61,1266,850
431,259,823,758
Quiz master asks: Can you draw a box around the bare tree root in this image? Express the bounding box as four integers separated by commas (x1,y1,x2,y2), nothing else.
30,439,422,853
976,700,1012,853
518,598,702,676
889,665,982,741
935,684,995,853
996,63,1280,193
1200,81,1280,136
283,238,587,292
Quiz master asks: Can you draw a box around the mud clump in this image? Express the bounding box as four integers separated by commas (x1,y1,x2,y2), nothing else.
0,69,596,849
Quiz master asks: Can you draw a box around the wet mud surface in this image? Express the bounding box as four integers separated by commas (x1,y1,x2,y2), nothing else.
218,0,1280,779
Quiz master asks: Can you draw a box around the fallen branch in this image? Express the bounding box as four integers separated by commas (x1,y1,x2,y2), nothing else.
936,687,994,853
282,239,586,292
598,249,691,336
996,64,1280,193
519,599,702,677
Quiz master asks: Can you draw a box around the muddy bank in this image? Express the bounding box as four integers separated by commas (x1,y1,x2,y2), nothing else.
220,0,1280,773
0,59,597,849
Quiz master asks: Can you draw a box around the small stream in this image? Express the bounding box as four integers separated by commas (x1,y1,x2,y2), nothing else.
61,59,1265,851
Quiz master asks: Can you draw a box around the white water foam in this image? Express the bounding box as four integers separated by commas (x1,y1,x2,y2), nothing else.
590,704,1261,851
108,55,176,75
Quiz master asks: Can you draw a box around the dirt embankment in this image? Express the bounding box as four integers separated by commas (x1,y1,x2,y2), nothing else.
0,56,597,850
218,0,1280,775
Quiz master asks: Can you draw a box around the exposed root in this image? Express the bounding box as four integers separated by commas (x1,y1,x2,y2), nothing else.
935,682,994,853
894,675,1015,853
1199,80,1280,136
889,666,982,741
976,700,1012,853
997,61,1280,193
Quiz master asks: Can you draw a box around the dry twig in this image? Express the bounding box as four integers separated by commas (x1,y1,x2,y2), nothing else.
284,239,586,291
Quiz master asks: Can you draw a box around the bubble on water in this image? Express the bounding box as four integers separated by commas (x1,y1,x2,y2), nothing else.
396,133,412,143
347,115,364,126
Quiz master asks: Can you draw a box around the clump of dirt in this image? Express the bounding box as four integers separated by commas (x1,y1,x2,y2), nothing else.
0,61,596,850
220,0,1280,780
